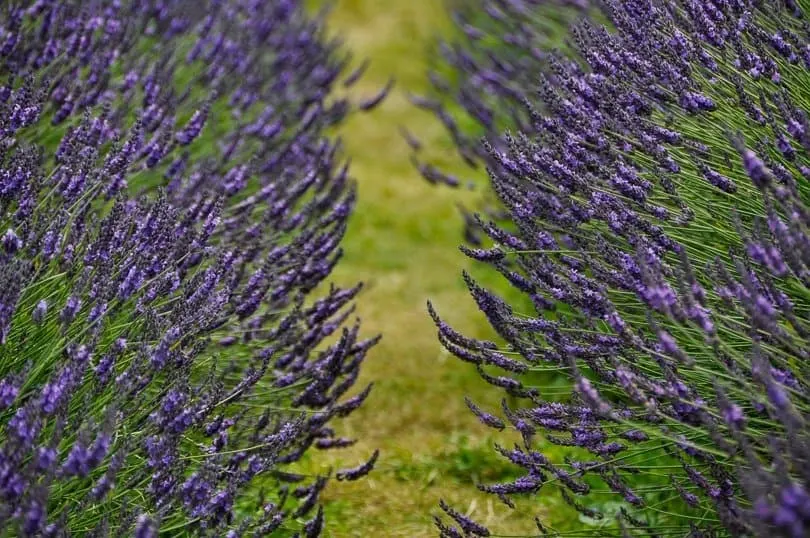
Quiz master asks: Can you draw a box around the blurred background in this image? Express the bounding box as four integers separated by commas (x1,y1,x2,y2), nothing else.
295,1,543,536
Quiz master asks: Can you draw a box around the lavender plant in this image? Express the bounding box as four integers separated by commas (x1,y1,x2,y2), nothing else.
0,1,381,535
427,0,810,536
412,0,590,188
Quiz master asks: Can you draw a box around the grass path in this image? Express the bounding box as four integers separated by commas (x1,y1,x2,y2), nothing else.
294,1,546,536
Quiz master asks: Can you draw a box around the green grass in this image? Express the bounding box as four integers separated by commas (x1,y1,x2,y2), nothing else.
292,1,581,536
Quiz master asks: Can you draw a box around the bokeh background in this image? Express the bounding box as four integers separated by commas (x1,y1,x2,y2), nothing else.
296,1,553,536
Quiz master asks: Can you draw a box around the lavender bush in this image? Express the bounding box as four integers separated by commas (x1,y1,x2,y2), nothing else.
427,0,810,536
0,1,381,535
413,0,589,186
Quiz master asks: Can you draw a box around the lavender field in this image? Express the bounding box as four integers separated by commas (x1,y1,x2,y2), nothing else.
1,1,810,537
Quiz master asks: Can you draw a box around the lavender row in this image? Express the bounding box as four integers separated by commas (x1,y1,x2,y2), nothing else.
427,0,810,536
0,1,381,536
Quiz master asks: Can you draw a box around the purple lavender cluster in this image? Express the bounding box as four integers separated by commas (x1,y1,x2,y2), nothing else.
427,0,810,536
411,0,589,197
0,1,380,535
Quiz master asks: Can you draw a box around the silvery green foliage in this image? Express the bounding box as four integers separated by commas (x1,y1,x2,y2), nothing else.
427,0,810,536
0,1,381,535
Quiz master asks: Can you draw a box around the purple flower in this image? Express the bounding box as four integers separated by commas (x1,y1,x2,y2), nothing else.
0,1,375,535
62,431,111,477
0,377,19,409
133,514,157,538
722,403,745,429
59,296,81,325
176,105,209,146
641,284,678,313
439,500,490,536
2,229,22,254
8,405,41,448
23,498,45,536
657,330,690,364
427,0,810,535
336,450,379,481
741,149,771,188
465,397,505,430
